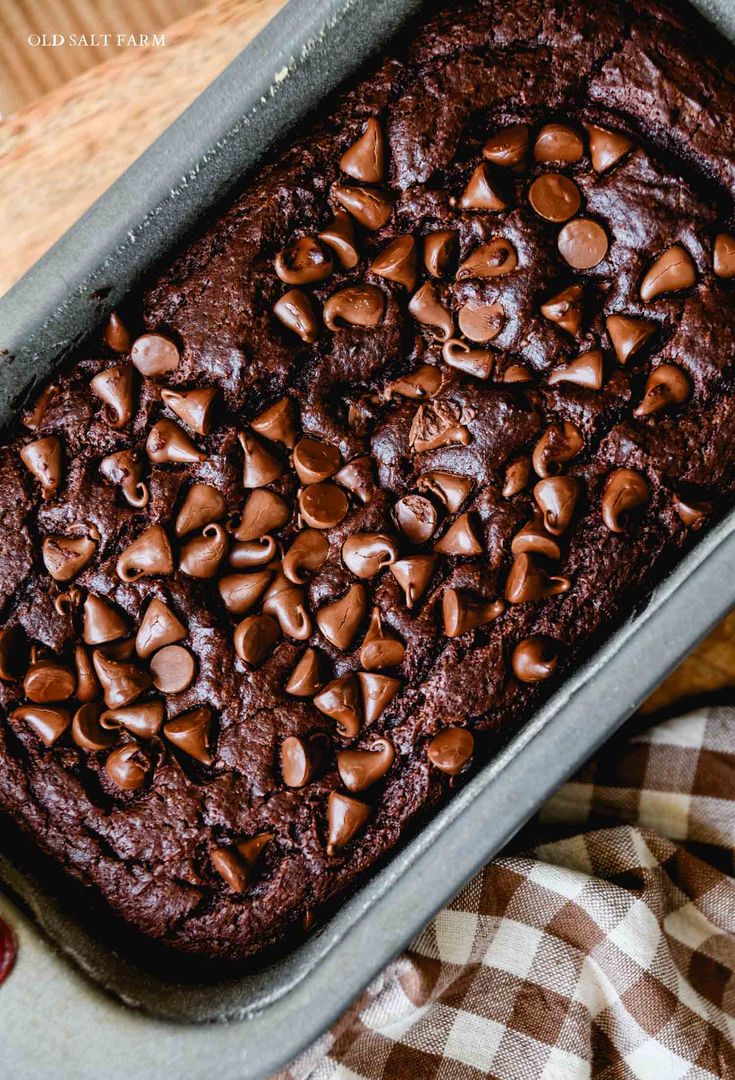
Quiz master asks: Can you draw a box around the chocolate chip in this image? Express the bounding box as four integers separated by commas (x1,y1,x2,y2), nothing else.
100,702,164,739
510,511,562,561
218,570,272,615
331,183,393,231
427,727,474,775
540,283,584,335
533,476,580,536
534,123,583,163
457,299,504,343
416,471,473,513
547,347,603,390
390,555,436,608
299,483,349,529
601,469,650,532
672,495,712,529
262,572,312,640
273,289,320,343
358,671,400,725
532,421,583,478
409,400,471,452
528,173,581,222
234,614,281,666
83,594,129,646
640,244,696,300
342,533,399,579
12,704,70,747
74,645,99,703
285,647,325,696
318,212,359,269
92,652,151,709
230,489,289,542
130,333,180,378
338,737,394,792
483,124,529,168
502,457,531,498
116,524,173,582
359,607,405,671
423,230,457,278
512,636,559,682
558,219,608,270
283,529,329,583
714,233,735,278
434,512,483,556
324,284,386,330
316,583,367,649
211,848,248,892
275,237,334,286
326,791,371,854
180,523,229,578
229,536,278,569
605,314,656,365
23,383,58,431
634,363,691,417
333,456,376,504
585,123,634,174
293,438,341,485
442,339,494,380
442,589,504,637
176,483,226,538
146,419,205,465
251,396,299,449
408,282,454,340
71,703,116,751
314,675,361,738
164,706,214,765
105,743,152,791
457,238,518,279
161,386,218,436
135,598,186,658
42,531,98,582
150,644,196,694
90,365,135,428
459,163,508,212
371,235,418,290
505,553,571,604
239,430,284,488
100,449,149,508
340,117,386,184
23,659,76,704
386,364,443,400
104,311,131,353
20,436,62,499
280,735,325,788
393,494,438,544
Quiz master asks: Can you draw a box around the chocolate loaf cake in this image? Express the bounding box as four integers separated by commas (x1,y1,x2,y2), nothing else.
1,0,734,964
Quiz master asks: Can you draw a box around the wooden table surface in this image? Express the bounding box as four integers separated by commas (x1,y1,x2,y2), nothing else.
0,0,733,714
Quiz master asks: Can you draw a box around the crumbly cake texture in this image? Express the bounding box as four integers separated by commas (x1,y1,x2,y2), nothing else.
1,0,735,963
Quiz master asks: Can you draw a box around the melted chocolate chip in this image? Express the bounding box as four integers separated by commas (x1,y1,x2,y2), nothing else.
427,727,474,775
130,333,180,378
557,219,608,270
275,237,334,286
601,469,649,533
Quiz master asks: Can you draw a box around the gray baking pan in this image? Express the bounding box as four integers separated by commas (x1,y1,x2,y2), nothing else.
1,0,735,1077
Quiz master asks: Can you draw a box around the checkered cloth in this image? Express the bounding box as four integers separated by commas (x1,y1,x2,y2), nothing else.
280,707,735,1079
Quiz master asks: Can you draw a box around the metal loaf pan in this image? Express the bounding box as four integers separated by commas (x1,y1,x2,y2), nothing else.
2,1,735,1077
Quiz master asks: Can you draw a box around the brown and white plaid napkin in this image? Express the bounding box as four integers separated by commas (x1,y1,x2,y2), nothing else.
280,706,735,1079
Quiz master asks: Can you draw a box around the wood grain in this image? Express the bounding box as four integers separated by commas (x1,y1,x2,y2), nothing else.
0,0,733,713
0,0,284,295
